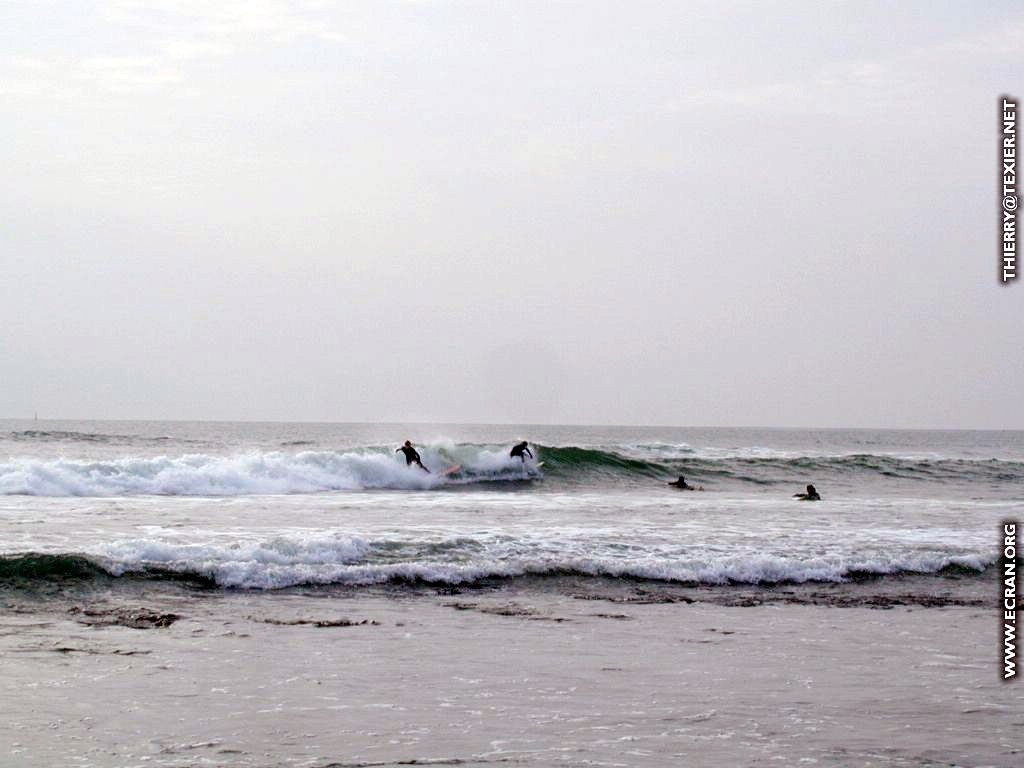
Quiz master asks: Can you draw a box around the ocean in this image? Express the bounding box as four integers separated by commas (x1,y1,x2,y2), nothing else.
1,420,1020,593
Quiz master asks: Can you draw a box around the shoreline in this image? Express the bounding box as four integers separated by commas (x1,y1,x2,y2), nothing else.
0,555,997,603
3,570,1017,767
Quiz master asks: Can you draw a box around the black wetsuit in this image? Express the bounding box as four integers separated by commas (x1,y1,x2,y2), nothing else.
397,445,429,472
795,485,821,501
510,442,533,462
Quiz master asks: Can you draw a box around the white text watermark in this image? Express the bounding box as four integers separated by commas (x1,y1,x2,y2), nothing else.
1000,96,1017,283
1004,521,1018,680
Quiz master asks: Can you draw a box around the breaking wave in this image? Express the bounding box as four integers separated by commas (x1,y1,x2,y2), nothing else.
1,442,1021,496
2,438,1024,499
0,446,540,496
0,546,993,591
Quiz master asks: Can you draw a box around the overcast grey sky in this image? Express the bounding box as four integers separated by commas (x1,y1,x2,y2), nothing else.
1,0,1021,428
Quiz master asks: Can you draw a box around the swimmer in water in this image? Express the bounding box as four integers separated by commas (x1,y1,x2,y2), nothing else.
794,483,821,501
396,440,430,473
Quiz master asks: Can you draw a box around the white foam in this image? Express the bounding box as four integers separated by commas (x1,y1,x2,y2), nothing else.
615,442,695,459
80,533,993,590
0,450,451,496
0,440,552,497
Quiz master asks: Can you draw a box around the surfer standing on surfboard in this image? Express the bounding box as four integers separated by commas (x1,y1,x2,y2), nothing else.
397,440,430,473
510,441,533,464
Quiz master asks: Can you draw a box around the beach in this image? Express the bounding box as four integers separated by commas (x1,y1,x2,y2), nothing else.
5,2,1021,764
2,572,1017,767
1,420,1021,766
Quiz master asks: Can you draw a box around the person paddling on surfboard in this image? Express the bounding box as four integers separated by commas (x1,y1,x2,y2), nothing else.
397,440,430,473
510,441,533,464
668,476,704,491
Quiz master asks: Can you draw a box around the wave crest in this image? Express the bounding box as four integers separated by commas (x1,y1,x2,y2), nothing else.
0,546,992,591
0,446,539,496
2,442,1021,497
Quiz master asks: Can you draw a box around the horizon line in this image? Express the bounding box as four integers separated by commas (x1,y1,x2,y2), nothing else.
1,416,1021,433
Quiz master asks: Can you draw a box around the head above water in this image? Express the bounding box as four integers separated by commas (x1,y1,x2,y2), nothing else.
807,484,816,493
404,440,412,447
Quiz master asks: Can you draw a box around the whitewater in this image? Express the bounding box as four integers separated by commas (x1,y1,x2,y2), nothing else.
0,420,1020,591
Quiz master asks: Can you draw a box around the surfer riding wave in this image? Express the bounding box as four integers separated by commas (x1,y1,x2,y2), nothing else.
397,441,430,473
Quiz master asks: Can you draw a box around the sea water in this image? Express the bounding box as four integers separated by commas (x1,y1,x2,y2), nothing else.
0,421,1020,591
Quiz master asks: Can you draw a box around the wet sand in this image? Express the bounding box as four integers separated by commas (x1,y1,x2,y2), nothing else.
1,576,1020,767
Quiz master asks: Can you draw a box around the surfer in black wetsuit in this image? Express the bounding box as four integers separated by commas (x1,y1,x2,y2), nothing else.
510,441,533,463
794,484,821,501
397,440,430,473
668,475,693,490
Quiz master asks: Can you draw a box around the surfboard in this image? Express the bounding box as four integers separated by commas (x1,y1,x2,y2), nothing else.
439,464,462,478
523,461,545,478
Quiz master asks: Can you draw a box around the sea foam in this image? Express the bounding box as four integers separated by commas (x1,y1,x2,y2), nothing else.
0,446,538,496
77,536,994,590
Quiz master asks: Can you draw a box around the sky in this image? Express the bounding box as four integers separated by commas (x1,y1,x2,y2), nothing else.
0,0,1021,428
